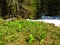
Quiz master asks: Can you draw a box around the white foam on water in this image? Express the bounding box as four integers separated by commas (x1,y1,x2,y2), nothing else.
26,19,60,27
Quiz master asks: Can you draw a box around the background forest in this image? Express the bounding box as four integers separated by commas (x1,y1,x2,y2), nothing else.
0,0,60,19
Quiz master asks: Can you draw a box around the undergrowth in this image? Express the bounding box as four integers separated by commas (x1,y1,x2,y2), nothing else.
0,20,60,45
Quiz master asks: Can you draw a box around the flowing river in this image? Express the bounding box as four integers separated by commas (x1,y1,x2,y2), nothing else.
26,15,60,27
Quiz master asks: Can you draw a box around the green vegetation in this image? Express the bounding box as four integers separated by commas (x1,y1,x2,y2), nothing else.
0,0,38,19
0,19,60,45
0,0,60,45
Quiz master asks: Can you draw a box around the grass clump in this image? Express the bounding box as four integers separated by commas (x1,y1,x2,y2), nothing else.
0,20,60,45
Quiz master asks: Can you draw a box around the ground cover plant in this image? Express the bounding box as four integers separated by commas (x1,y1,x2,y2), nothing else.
0,19,60,45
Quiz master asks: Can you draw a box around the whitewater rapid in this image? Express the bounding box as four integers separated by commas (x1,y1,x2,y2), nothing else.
26,19,60,27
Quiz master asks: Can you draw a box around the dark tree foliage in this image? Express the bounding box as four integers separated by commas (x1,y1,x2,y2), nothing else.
47,0,59,16
0,0,8,17
0,0,60,19
35,0,41,19
43,0,60,16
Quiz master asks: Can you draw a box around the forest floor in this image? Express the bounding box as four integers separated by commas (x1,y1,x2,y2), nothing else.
0,19,60,45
